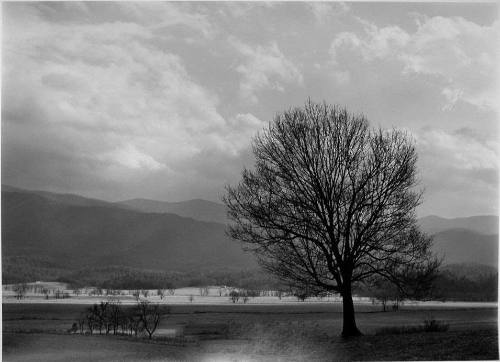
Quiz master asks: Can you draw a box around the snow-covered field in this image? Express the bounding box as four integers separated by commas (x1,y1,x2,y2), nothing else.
2,282,497,308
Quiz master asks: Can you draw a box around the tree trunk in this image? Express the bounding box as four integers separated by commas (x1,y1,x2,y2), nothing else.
341,286,362,338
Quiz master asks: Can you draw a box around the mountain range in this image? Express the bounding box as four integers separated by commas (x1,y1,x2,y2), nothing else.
1,187,255,273
418,214,498,235
2,185,498,281
117,198,228,224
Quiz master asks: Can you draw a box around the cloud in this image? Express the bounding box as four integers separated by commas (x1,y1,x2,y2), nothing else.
2,2,497,217
230,38,304,104
97,145,166,171
2,3,264,198
415,126,498,216
219,2,276,18
307,2,350,23
120,2,215,38
417,127,498,171
330,16,499,112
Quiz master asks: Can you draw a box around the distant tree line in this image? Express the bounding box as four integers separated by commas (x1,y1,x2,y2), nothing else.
4,258,497,302
431,271,497,302
355,269,497,307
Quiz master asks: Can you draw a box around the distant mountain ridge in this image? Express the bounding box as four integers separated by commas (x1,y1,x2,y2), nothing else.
117,198,228,224
2,185,498,274
1,184,119,208
431,228,498,268
418,214,498,236
1,188,256,273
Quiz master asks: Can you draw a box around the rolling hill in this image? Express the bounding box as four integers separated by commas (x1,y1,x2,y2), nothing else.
418,215,498,268
431,229,498,268
418,214,498,235
1,184,118,208
1,190,256,273
117,198,228,224
2,185,498,285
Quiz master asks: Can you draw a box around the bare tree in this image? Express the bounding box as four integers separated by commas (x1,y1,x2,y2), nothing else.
132,290,141,301
136,301,163,339
242,294,250,304
86,307,97,335
127,311,142,337
13,283,28,300
108,300,122,335
224,100,440,337
42,288,50,300
229,290,240,303
157,289,165,299
77,314,86,334
371,279,397,312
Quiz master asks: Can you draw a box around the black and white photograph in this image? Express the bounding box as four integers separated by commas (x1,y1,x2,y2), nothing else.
1,1,498,361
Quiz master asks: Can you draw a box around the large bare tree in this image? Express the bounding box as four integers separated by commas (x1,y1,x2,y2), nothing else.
223,100,440,337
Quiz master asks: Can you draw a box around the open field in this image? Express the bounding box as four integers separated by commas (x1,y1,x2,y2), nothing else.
3,282,497,307
3,302,498,361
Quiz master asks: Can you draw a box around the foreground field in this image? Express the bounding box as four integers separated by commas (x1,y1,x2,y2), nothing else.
3,303,498,361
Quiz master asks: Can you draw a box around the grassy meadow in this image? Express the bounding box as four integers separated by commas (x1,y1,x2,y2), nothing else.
3,302,498,361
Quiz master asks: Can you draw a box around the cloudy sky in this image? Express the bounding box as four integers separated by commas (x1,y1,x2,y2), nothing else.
2,2,498,218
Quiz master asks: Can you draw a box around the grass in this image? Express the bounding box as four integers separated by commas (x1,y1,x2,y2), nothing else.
2,303,498,361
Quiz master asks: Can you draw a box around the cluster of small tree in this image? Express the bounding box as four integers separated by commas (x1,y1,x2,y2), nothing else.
157,288,175,299
13,283,28,300
8,283,72,300
363,280,404,312
89,288,104,296
130,289,153,301
228,289,260,303
53,289,71,299
71,300,165,340
288,286,329,302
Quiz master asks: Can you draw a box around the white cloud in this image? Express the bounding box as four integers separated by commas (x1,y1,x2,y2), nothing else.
330,25,409,63
2,2,497,215
97,145,166,171
2,4,258,185
415,126,498,216
219,2,276,18
117,2,214,38
230,38,303,104
330,16,499,112
307,2,350,24
417,128,498,172
441,87,464,111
